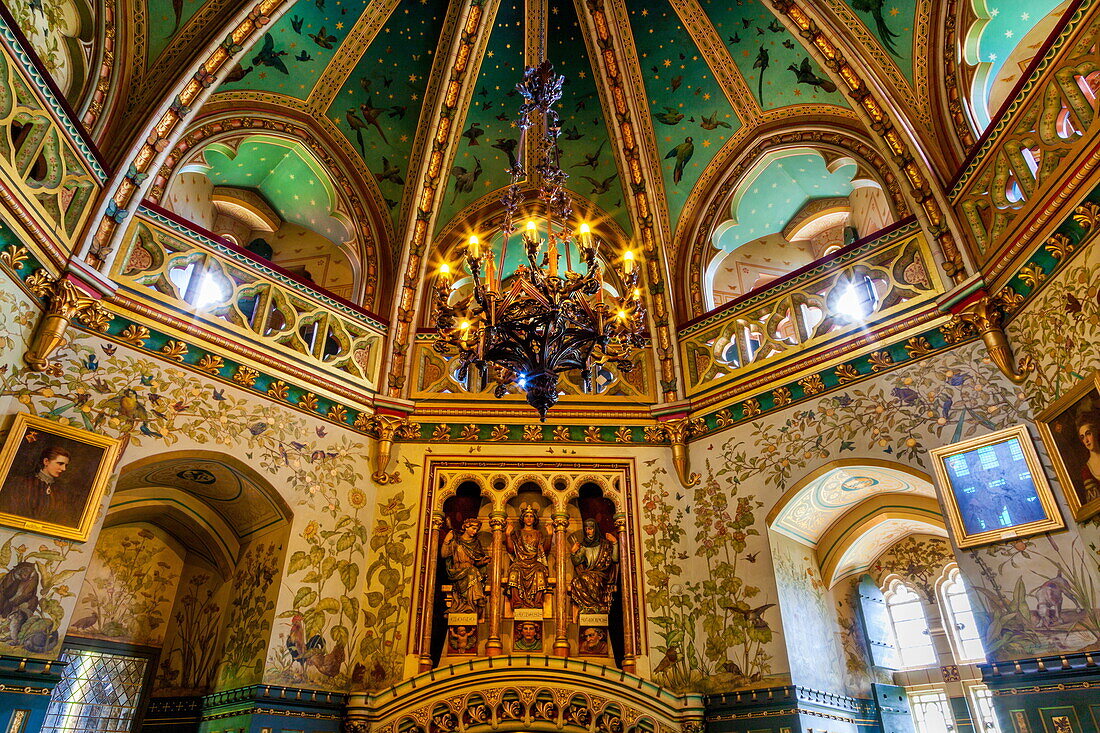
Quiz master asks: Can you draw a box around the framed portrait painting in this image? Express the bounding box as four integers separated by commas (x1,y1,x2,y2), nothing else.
1035,372,1100,521
929,425,1064,548
0,413,121,541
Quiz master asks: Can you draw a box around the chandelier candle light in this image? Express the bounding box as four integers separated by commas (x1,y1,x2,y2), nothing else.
432,61,647,420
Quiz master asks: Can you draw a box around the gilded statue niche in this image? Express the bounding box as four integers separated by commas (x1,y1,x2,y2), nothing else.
411,458,642,673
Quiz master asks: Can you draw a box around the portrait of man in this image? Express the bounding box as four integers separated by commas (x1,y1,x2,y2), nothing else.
513,621,542,652
1037,376,1100,521
0,414,120,540
578,626,608,655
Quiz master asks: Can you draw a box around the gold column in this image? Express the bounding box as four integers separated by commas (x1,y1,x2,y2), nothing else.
615,514,636,673
486,511,506,656
418,513,446,671
552,512,570,656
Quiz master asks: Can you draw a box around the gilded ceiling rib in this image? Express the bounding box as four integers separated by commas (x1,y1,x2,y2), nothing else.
79,0,121,136
575,0,685,402
768,0,971,284
381,0,503,399
665,0,761,125
305,0,402,114
77,0,295,276
120,0,247,148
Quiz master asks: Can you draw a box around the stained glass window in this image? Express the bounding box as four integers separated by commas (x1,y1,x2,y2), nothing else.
41,648,149,733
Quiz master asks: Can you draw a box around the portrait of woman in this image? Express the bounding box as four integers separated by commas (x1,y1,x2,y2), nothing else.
504,503,551,609
1036,374,1100,521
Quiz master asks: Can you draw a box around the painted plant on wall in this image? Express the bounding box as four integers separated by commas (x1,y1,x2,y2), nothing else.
357,490,415,690
155,568,224,695
1008,254,1100,410
872,535,954,602
72,525,182,645
642,464,774,693
216,541,281,690
0,532,83,655
269,487,415,691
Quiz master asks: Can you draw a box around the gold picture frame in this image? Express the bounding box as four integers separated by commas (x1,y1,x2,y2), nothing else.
929,424,1064,548
1035,372,1100,521
0,413,122,541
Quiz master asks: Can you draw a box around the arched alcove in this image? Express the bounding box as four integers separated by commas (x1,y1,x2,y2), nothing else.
62,451,292,706
700,147,896,312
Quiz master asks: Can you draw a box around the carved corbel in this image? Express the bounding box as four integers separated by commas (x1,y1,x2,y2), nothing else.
652,417,707,488
24,277,112,374
958,294,1032,384
366,415,418,483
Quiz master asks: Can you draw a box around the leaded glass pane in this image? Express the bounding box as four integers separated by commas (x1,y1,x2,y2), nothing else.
41,649,148,733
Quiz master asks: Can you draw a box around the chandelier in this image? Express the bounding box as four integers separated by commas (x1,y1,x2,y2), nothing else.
432,61,647,420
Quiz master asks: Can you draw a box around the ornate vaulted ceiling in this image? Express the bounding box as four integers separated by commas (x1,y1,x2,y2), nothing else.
107,0,958,317
22,0,1052,334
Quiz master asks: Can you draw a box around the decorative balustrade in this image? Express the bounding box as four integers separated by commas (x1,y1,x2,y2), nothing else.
410,335,655,405
111,206,387,400
0,14,103,265
951,0,1100,260
678,220,943,401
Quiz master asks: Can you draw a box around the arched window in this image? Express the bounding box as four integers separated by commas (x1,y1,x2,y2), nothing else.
884,580,937,668
909,689,953,733
941,566,986,663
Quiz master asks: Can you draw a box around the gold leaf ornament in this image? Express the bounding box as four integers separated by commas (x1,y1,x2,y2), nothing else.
160,340,189,361
233,365,259,387
120,324,151,346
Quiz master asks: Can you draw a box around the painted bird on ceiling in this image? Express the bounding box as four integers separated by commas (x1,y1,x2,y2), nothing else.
580,174,617,194
291,15,303,33
753,46,769,106
296,51,311,62
491,138,518,168
252,35,289,75
571,140,605,169
170,0,184,34
309,27,337,49
851,0,902,57
653,107,684,125
664,137,694,184
345,111,371,156
698,111,732,130
788,57,838,93
462,122,484,146
377,157,404,186
359,99,390,144
451,158,483,201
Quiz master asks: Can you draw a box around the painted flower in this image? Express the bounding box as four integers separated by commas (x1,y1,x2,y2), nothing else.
303,520,319,540
348,489,367,508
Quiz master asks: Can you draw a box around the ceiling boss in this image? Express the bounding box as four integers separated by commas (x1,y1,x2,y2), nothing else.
432,61,647,420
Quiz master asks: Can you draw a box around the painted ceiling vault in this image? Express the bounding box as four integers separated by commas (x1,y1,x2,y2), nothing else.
19,0,1032,319
133,0,951,316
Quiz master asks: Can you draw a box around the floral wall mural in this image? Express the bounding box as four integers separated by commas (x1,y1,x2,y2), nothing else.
771,532,850,694
215,538,283,691
69,523,184,646
870,534,954,602
154,560,229,696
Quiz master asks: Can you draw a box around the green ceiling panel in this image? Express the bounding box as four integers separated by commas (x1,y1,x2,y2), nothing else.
218,0,372,99
839,0,916,81
628,2,741,233
198,137,350,246
434,0,525,234
146,0,209,64
547,0,631,238
712,151,857,251
327,0,447,230
702,0,850,110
